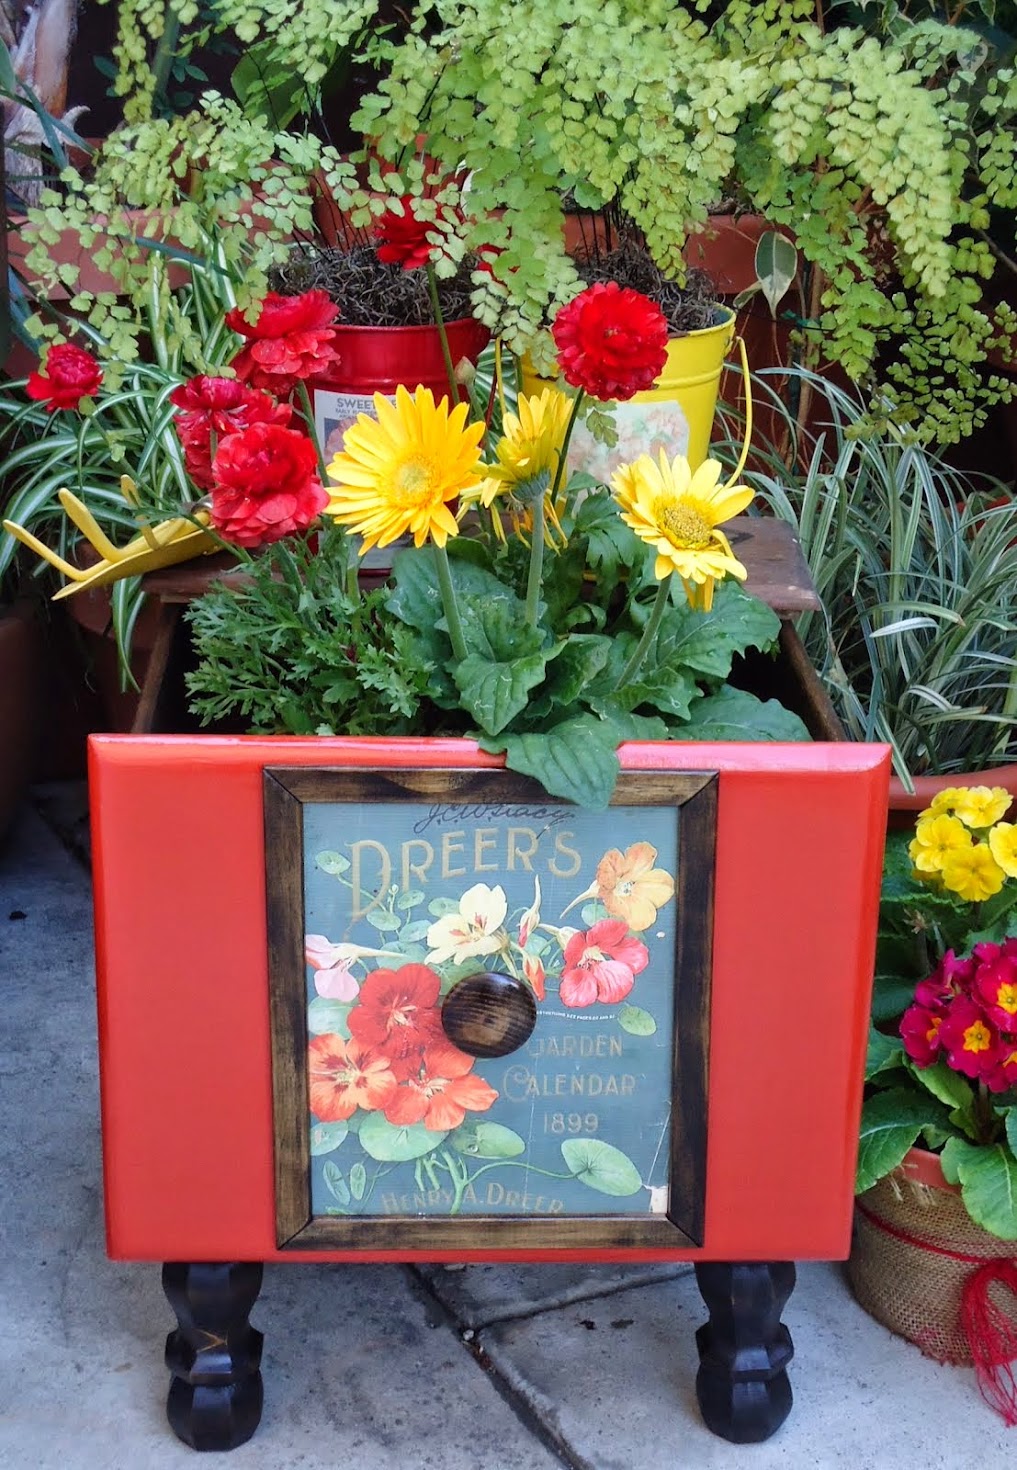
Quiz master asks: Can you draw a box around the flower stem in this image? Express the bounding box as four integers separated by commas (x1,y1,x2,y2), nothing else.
524,498,546,627
296,380,331,488
426,264,459,407
524,390,585,628
433,541,468,663
614,575,672,692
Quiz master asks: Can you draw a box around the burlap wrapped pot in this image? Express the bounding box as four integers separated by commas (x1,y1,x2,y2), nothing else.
848,1148,1017,1366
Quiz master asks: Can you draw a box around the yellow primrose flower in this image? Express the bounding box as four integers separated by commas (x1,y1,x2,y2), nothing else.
610,450,753,611
928,785,1012,828
908,813,973,874
939,843,1006,902
326,385,485,552
988,821,1017,878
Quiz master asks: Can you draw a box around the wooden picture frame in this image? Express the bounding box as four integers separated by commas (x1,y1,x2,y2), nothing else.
264,766,716,1252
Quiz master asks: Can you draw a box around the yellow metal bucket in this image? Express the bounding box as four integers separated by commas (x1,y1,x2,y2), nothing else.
521,304,738,478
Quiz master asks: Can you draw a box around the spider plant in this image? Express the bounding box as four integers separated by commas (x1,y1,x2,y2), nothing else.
716,368,1017,785
0,233,244,673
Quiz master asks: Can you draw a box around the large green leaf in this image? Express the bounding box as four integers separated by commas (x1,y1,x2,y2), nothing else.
681,687,810,742
453,646,550,735
561,1138,642,1196
1006,1108,1017,1160
481,716,620,808
950,1144,1017,1239
358,1112,447,1162
856,1088,949,1193
865,1026,904,1080
389,547,518,632
871,973,922,1025
754,230,799,316
538,634,612,708
909,1059,977,1119
654,582,782,680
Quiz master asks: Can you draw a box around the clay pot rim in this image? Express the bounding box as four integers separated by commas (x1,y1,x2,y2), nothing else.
888,763,1017,812
899,1145,961,1195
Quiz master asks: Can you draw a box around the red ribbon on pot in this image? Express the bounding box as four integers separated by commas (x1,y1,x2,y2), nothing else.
857,1201,1017,1426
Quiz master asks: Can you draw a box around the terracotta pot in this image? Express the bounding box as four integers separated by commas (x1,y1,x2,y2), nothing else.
63,580,163,734
0,603,40,842
848,1146,1017,1366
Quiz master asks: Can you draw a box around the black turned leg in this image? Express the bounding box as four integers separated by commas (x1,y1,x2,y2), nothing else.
693,1261,795,1444
162,1262,264,1451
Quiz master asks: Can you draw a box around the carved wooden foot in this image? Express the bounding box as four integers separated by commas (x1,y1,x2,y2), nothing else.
162,1261,264,1451
693,1261,795,1443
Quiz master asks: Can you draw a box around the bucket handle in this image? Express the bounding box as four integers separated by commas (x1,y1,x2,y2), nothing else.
726,334,752,487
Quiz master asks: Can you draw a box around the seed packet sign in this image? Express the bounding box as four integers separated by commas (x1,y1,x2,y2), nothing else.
265,767,715,1252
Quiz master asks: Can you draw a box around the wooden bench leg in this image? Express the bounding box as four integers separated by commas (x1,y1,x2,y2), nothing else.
163,1261,264,1451
693,1261,795,1443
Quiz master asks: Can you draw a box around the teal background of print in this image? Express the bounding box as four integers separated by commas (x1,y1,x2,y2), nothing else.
302,800,678,1219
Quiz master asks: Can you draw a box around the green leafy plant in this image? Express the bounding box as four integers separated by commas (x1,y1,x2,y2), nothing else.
185,524,432,735
858,787,1017,1238
723,368,1017,784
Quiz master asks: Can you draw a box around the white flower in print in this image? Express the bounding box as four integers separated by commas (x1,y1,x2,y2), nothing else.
426,884,509,965
304,935,404,1001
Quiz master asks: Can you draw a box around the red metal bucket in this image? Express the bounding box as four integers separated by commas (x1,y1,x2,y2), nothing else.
309,318,490,459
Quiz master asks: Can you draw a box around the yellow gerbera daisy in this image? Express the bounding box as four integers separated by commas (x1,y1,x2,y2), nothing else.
908,813,973,874
939,843,1006,902
326,385,485,552
928,785,1013,829
610,450,753,611
460,388,572,545
988,821,1017,878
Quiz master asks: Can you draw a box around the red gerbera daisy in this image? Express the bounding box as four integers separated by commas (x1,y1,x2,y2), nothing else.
225,289,341,395
551,282,668,402
308,1033,398,1122
384,1039,499,1131
347,963,445,1071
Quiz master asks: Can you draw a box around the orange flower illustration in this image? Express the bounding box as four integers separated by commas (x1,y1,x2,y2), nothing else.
308,1034,398,1122
563,842,675,930
384,1040,499,1131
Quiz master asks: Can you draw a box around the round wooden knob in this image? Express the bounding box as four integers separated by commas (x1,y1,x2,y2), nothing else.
440,971,537,1058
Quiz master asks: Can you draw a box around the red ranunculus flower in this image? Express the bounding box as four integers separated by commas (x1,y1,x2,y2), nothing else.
308,1033,398,1122
938,998,1001,1080
209,422,327,548
559,918,649,1008
384,1039,499,1131
374,197,437,270
973,951,1017,1034
347,963,445,1073
899,1003,946,1067
225,290,341,395
551,282,668,402
26,342,103,412
913,949,976,1009
170,375,292,490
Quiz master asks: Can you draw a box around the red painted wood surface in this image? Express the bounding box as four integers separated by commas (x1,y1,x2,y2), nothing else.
89,735,889,1264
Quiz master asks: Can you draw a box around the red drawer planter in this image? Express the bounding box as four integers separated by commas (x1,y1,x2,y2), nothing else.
89,734,888,1450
